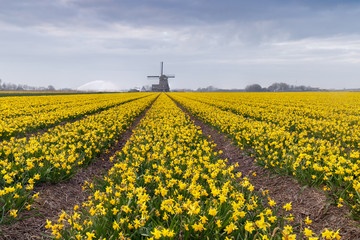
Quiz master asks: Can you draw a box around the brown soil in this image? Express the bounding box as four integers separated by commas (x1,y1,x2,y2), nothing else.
0,97,157,240
172,97,360,240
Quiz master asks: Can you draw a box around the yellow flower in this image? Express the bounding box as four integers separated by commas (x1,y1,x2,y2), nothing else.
239,211,246,218
208,207,217,216
162,229,175,237
151,228,162,239
86,232,95,240
113,221,120,231
219,194,227,203
45,219,52,229
256,217,268,230
184,224,189,231
303,228,313,237
244,221,255,233
333,230,341,240
268,215,277,223
284,225,293,234
200,215,208,224
112,207,119,215
9,209,18,218
192,222,205,232
321,229,333,239
224,222,238,234
161,228,170,237
283,202,292,211
282,233,296,240
304,216,312,225
268,198,276,207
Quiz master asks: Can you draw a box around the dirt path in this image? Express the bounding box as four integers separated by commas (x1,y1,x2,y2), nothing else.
0,97,157,240
172,97,360,240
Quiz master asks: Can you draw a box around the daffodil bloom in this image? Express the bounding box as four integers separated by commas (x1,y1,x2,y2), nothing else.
9,209,18,218
85,232,96,240
304,216,312,225
208,207,217,216
321,229,333,239
113,221,120,231
283,202,292,211
192,222,205,232
244,221,255,233
151,228,162,239
303,228,313,236
224,222,238,234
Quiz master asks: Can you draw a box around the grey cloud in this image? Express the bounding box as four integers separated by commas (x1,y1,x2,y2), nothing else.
1,0,360,90
2,0,360,43
0,0,77,26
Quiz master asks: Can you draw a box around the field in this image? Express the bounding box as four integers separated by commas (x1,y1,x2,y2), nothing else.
1,92,360,239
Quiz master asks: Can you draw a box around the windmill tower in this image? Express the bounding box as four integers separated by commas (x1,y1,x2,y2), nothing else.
147,62,175,92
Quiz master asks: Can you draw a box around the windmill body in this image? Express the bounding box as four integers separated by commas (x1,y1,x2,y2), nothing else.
147,62,175,92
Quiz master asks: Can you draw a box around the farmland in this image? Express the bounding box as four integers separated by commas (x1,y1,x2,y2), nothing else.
1,92,360,239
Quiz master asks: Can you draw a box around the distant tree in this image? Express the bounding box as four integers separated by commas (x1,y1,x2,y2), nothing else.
196,86,219,92
16,85,24,91
245,84,263,92
268,82,290,92
47,85,56,91
9,83,17,90
298,85,306,91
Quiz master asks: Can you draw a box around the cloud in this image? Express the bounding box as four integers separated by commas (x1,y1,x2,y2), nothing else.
268,35,360,63
1,0,360,90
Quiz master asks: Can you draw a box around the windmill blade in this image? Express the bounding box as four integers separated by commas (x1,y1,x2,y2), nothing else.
147,76,160,78
166,74,175,78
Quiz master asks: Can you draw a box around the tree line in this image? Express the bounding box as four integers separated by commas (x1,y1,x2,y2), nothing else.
0,79,56,91
245,82,320,92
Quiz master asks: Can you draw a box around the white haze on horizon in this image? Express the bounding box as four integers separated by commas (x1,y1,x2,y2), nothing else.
77,80,122,92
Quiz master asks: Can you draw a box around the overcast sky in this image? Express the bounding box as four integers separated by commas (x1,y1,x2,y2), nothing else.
1,0,360,90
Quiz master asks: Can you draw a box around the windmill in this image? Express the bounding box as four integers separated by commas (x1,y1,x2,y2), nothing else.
147,62,175,92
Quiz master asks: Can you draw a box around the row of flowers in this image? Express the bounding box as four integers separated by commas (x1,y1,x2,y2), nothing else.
180,92,360,149
49,93,339,239
0,94,157,225
169,92,360,217
0,93,149,140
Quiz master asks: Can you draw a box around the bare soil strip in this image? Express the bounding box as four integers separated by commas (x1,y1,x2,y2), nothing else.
0,96,158,240
172,97,360,240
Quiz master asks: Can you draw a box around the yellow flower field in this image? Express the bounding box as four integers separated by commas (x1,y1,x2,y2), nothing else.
51,94,341,239
0,92,351,239
0,93,149,140
0,93,157,224
169,92,360,215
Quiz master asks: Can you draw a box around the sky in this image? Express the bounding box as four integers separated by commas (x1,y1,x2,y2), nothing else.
1,0,360,91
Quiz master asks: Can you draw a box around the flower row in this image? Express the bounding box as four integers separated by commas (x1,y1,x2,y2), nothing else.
180,92,360,149
169,93,360,216
0,93,149,140
0,93,157,224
